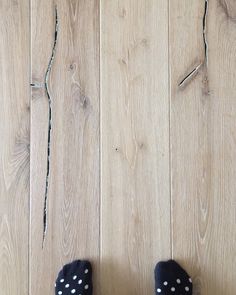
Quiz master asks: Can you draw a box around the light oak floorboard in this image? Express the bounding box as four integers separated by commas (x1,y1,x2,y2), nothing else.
0,1,30,294
101,1,170,295
170,1,236,294
30,1,100,294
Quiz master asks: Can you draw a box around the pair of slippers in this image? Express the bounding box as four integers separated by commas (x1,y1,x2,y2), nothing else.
55,259,193,295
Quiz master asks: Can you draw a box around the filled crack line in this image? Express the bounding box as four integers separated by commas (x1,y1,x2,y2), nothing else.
42,7,59,248
30,82,43,88
178,63,202,87
203,0,209,66
178,0,209,88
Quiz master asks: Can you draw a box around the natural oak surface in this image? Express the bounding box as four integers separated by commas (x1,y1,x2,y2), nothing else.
0,0,235,295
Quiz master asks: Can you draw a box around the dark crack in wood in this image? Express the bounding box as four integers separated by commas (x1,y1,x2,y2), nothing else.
179,0,209,88
178,64,202,87
203,0,209,66
42,6,59,248
30,83,43,88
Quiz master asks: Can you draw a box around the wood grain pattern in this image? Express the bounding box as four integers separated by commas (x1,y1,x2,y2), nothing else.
170,0,236,294
0,1,235,294
0,1,30,294
101,1,170,295
30,1,100,294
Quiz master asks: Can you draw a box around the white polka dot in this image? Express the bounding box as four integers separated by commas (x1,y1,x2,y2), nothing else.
189,278,192,283
84,284,89,289
65,284,70,288
78,279,82,284
71,290,76,294
176,278,181,284
185,286,190,291
60,279,64,283
163,281,168,286
171,287,175,292
84,269,89,274
55,283,57,287
73,275,77,280
58,291,62,295
157,288,161,293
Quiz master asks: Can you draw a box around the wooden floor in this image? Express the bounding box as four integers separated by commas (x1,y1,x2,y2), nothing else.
0,0,236,294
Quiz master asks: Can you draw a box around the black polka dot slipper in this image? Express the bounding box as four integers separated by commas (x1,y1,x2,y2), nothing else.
55,260,92,295
155,260,192,294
